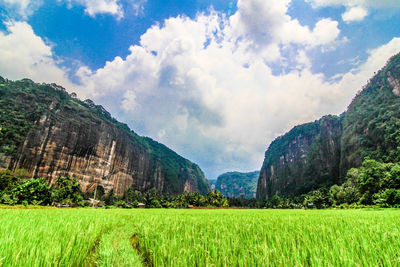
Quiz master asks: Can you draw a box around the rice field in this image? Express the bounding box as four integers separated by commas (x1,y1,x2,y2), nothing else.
0,208,400,266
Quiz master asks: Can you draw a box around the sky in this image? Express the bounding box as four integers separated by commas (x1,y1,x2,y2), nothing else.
0,0,400,179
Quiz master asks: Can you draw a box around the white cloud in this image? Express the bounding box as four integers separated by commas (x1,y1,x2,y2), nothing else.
0,21,76,90
0,0,125,20
354,37,400,80
2,0,399,178
72,3,400,178
131,0,146,16
0,0,43,18
307,0,400,22
307,0,400,8
342,6,368,22
229,0,340,52
65,0,124,19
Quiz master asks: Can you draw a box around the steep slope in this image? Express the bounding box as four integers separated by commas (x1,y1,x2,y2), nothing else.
257,116,342,199
215,171,259,198
257,53,400,200
0,77,209,195
340,54,400,175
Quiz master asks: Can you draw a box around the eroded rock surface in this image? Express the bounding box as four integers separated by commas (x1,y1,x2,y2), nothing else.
0,78,209,195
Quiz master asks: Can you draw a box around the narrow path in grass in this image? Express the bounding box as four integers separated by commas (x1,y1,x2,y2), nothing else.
85,226,113,267
89,220,148,267
86,234,102,266
130,233,154,267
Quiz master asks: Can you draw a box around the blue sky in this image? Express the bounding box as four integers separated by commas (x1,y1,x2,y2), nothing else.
1,0,400,179
7,0,237,71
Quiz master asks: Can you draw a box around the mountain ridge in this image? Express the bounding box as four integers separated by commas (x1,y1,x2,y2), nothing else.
257,52,400,200
215,171,259,198
0,77,210,195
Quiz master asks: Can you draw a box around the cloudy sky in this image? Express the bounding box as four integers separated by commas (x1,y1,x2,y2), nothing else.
1,0,400,179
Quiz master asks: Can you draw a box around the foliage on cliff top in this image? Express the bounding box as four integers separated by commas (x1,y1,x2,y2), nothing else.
341,52,400,171
0,78,61,156
0,77,209,194
262,115,340,169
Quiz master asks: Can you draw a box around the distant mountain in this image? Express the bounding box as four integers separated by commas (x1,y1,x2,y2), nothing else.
208,179,217,190
0,77,210,195
215,171,259,198
257,52,400,200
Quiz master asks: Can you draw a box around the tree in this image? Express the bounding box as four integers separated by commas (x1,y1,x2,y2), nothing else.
269,195,283,208
345,168,359,189
144,188,163,208
104,189,116,205
0,170,18,192
51,176,83,204
330,168,361,205
386,164,400,189
329,184,343,205
11,179,51,205
373,189,400,206
206,190,228,207
124,187,144,203
358,159,388,204
303,189,331,209
183,192,205,207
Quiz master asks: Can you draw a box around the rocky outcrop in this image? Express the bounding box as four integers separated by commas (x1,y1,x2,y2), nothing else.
257,116,341,200
208,179,217,190
388,72,400,96
215,171,259,198
0,78,209,196
257,52,400,200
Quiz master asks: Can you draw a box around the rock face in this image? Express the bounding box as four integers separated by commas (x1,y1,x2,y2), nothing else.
215,171,259,198
257,53,400,200
340,54,400,178
0,78,209,196
257,116,342,200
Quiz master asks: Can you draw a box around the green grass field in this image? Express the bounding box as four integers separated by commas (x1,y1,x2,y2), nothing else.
0,208,400,266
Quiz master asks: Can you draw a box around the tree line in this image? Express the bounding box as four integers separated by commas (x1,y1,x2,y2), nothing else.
0,170,228,208
258,158,400,209
1,157,399,209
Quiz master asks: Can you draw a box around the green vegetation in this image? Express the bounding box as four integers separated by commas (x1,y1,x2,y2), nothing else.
0,76,209,195
0,170,226,208
258,52,400,201
215,171,259,198
341,53,400,174
115,187,229,208
2,157,400,209
337,158,400,207
250,157,400,209
260,115,342,198
0,78,60,156
262,158,400,209
1,209,400,266
0,170,85,206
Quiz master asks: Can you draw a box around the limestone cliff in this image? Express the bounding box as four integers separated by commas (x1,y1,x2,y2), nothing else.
340,54,400,177
0,78,209,195
257,116,342,200
215,171,259,198
257,52,400,200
